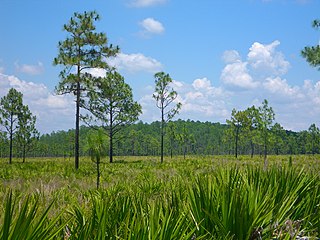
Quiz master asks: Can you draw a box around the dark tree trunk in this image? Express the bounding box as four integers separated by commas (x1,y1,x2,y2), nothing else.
264,133,268,169
250,141,254,158
96,157,100,189
109,107,113,163
109,132,113,163
170,137,173,158
23,144,26,163
75,80,80,170
160,106,164,163
235,126,239,159
9,113,13,164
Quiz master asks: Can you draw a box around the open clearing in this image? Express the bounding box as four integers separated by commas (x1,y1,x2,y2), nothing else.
0,155,320,239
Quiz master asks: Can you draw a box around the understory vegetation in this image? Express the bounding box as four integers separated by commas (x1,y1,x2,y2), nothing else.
1,155,320,239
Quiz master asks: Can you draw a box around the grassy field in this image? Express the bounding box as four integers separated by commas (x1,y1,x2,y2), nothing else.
0,155,320,239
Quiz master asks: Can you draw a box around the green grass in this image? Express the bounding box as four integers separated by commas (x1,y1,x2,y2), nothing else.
0,155,320,239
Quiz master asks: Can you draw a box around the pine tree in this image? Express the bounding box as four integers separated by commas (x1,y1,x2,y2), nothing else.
82,71,142,163
153,72,182,163
53,11,119,169
0,88,24,163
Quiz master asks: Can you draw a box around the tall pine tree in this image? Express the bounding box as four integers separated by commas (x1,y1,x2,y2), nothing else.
153,72,181,163
0,88,24,164
54,11,119,169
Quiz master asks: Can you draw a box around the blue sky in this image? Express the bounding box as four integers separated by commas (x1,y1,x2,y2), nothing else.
0,0,320,133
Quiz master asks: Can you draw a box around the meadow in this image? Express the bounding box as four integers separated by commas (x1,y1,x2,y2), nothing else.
0,155,320,239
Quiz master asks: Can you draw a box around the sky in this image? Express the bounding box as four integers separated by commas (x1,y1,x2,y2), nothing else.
0,0,320,133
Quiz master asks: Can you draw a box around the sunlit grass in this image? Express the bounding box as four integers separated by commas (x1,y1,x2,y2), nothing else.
0,155,320,239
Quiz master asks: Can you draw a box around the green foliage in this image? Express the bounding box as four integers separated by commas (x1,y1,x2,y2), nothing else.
53,11,119,92
307,123,320,155
301,19,320,70
153,72,182,122
86,129,107,189
1,156,320,239
82,71,142,163
226,108,250,158
0,88,38,164
16,118,320,158
16,105,39,163
53,10,119,169
177,123,195,159
0,191,66,240
153,72,182,163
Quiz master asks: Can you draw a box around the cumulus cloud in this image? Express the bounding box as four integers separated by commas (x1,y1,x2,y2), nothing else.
192,78,211,90
139,18,165,36
129,0,167,7
222,50,241,64
0,73,74,133
221,40,289,89
303,80,320,106
139,77,230,123
263,77,300,97
247,41,290,76
219,40,320,130
15,61,44,75
85,68,107,78
107,52,163,73
221,62,259,89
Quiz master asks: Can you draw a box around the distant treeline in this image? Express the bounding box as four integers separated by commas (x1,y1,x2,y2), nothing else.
1,119,318,159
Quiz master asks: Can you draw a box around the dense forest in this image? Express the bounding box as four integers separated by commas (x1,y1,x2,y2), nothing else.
1,118,319,160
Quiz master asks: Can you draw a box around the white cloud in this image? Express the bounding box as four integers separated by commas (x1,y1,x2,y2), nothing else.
218,40,320,131
85,68,107,78
247,41,290,76
129,0,166,7
303,80,320,106
221,40,290,89
263,77,300,97
0,73,74,133
192,77,211,90
139,77,230,123
107,52,163,73
140,18,165,35
15,61,44,75
222,50,241,64
221,61,259,89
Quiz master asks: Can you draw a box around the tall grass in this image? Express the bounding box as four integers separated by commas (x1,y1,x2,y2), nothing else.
0,191,67,240
0,155,320,239
188,165,320,239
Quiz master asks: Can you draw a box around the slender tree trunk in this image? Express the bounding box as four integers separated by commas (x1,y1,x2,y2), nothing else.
250,141,254,158
235,127,239,158
96,156,100,189
170,137,173,158
312,137,315,155
109,108,113,163
23,144,26,163
160,106,164,163
9,113,13,164
264,133,268,169
109,132,113,163
75,80,80,170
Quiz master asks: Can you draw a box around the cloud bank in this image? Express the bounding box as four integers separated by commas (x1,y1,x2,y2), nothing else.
1,41,320,133
107,52,163,73
15,61,44,75
0,73,74,133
